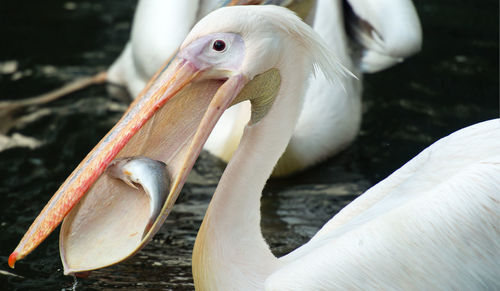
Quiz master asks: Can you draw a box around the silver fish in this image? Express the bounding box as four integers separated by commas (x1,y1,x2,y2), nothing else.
106,156,170,238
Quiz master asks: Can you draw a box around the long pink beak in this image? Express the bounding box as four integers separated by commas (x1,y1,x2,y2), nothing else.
9,54,248,273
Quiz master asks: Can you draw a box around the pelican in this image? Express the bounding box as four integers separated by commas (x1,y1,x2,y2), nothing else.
1,0,422,176
101,0,424,176
9,5,499,289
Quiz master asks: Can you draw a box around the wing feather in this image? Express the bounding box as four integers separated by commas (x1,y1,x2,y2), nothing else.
267,119,500,289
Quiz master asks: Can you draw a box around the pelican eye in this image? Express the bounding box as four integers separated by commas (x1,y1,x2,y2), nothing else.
212,40,226,52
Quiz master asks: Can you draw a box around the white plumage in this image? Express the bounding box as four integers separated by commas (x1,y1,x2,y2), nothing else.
270,119,500,290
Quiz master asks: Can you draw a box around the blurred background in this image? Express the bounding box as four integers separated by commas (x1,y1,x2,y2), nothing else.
0,0,498,290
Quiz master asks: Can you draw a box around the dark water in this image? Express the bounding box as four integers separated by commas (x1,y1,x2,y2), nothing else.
0,0,498,290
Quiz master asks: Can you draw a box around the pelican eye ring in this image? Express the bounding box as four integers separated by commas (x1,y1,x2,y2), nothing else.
212,40,226,52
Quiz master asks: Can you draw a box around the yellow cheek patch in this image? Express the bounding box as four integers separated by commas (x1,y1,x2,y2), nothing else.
231,68,281,125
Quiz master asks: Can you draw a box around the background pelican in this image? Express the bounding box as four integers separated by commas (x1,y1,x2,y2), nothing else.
9,6,499,290
1,0,497,289
0,0,422,176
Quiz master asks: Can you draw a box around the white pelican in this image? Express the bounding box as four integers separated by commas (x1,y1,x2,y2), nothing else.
9,6,499,289
108,0,423,176
1,0,422,176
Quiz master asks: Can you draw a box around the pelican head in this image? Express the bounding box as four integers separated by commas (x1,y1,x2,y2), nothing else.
10,5,345,274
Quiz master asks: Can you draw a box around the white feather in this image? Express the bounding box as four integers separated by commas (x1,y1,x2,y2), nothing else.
269,119,500,290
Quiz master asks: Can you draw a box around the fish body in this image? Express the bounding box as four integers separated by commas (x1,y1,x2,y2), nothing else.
107,156,170,236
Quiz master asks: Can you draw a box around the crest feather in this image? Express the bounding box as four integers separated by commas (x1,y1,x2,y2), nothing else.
242,6,357,86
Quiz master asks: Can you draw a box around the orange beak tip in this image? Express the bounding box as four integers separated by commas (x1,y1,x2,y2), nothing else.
8,251,17,269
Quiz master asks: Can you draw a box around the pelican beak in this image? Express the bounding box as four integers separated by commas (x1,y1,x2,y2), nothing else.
9,55,249,274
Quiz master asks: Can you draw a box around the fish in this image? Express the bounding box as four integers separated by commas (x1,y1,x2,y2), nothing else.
106,156,170,238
